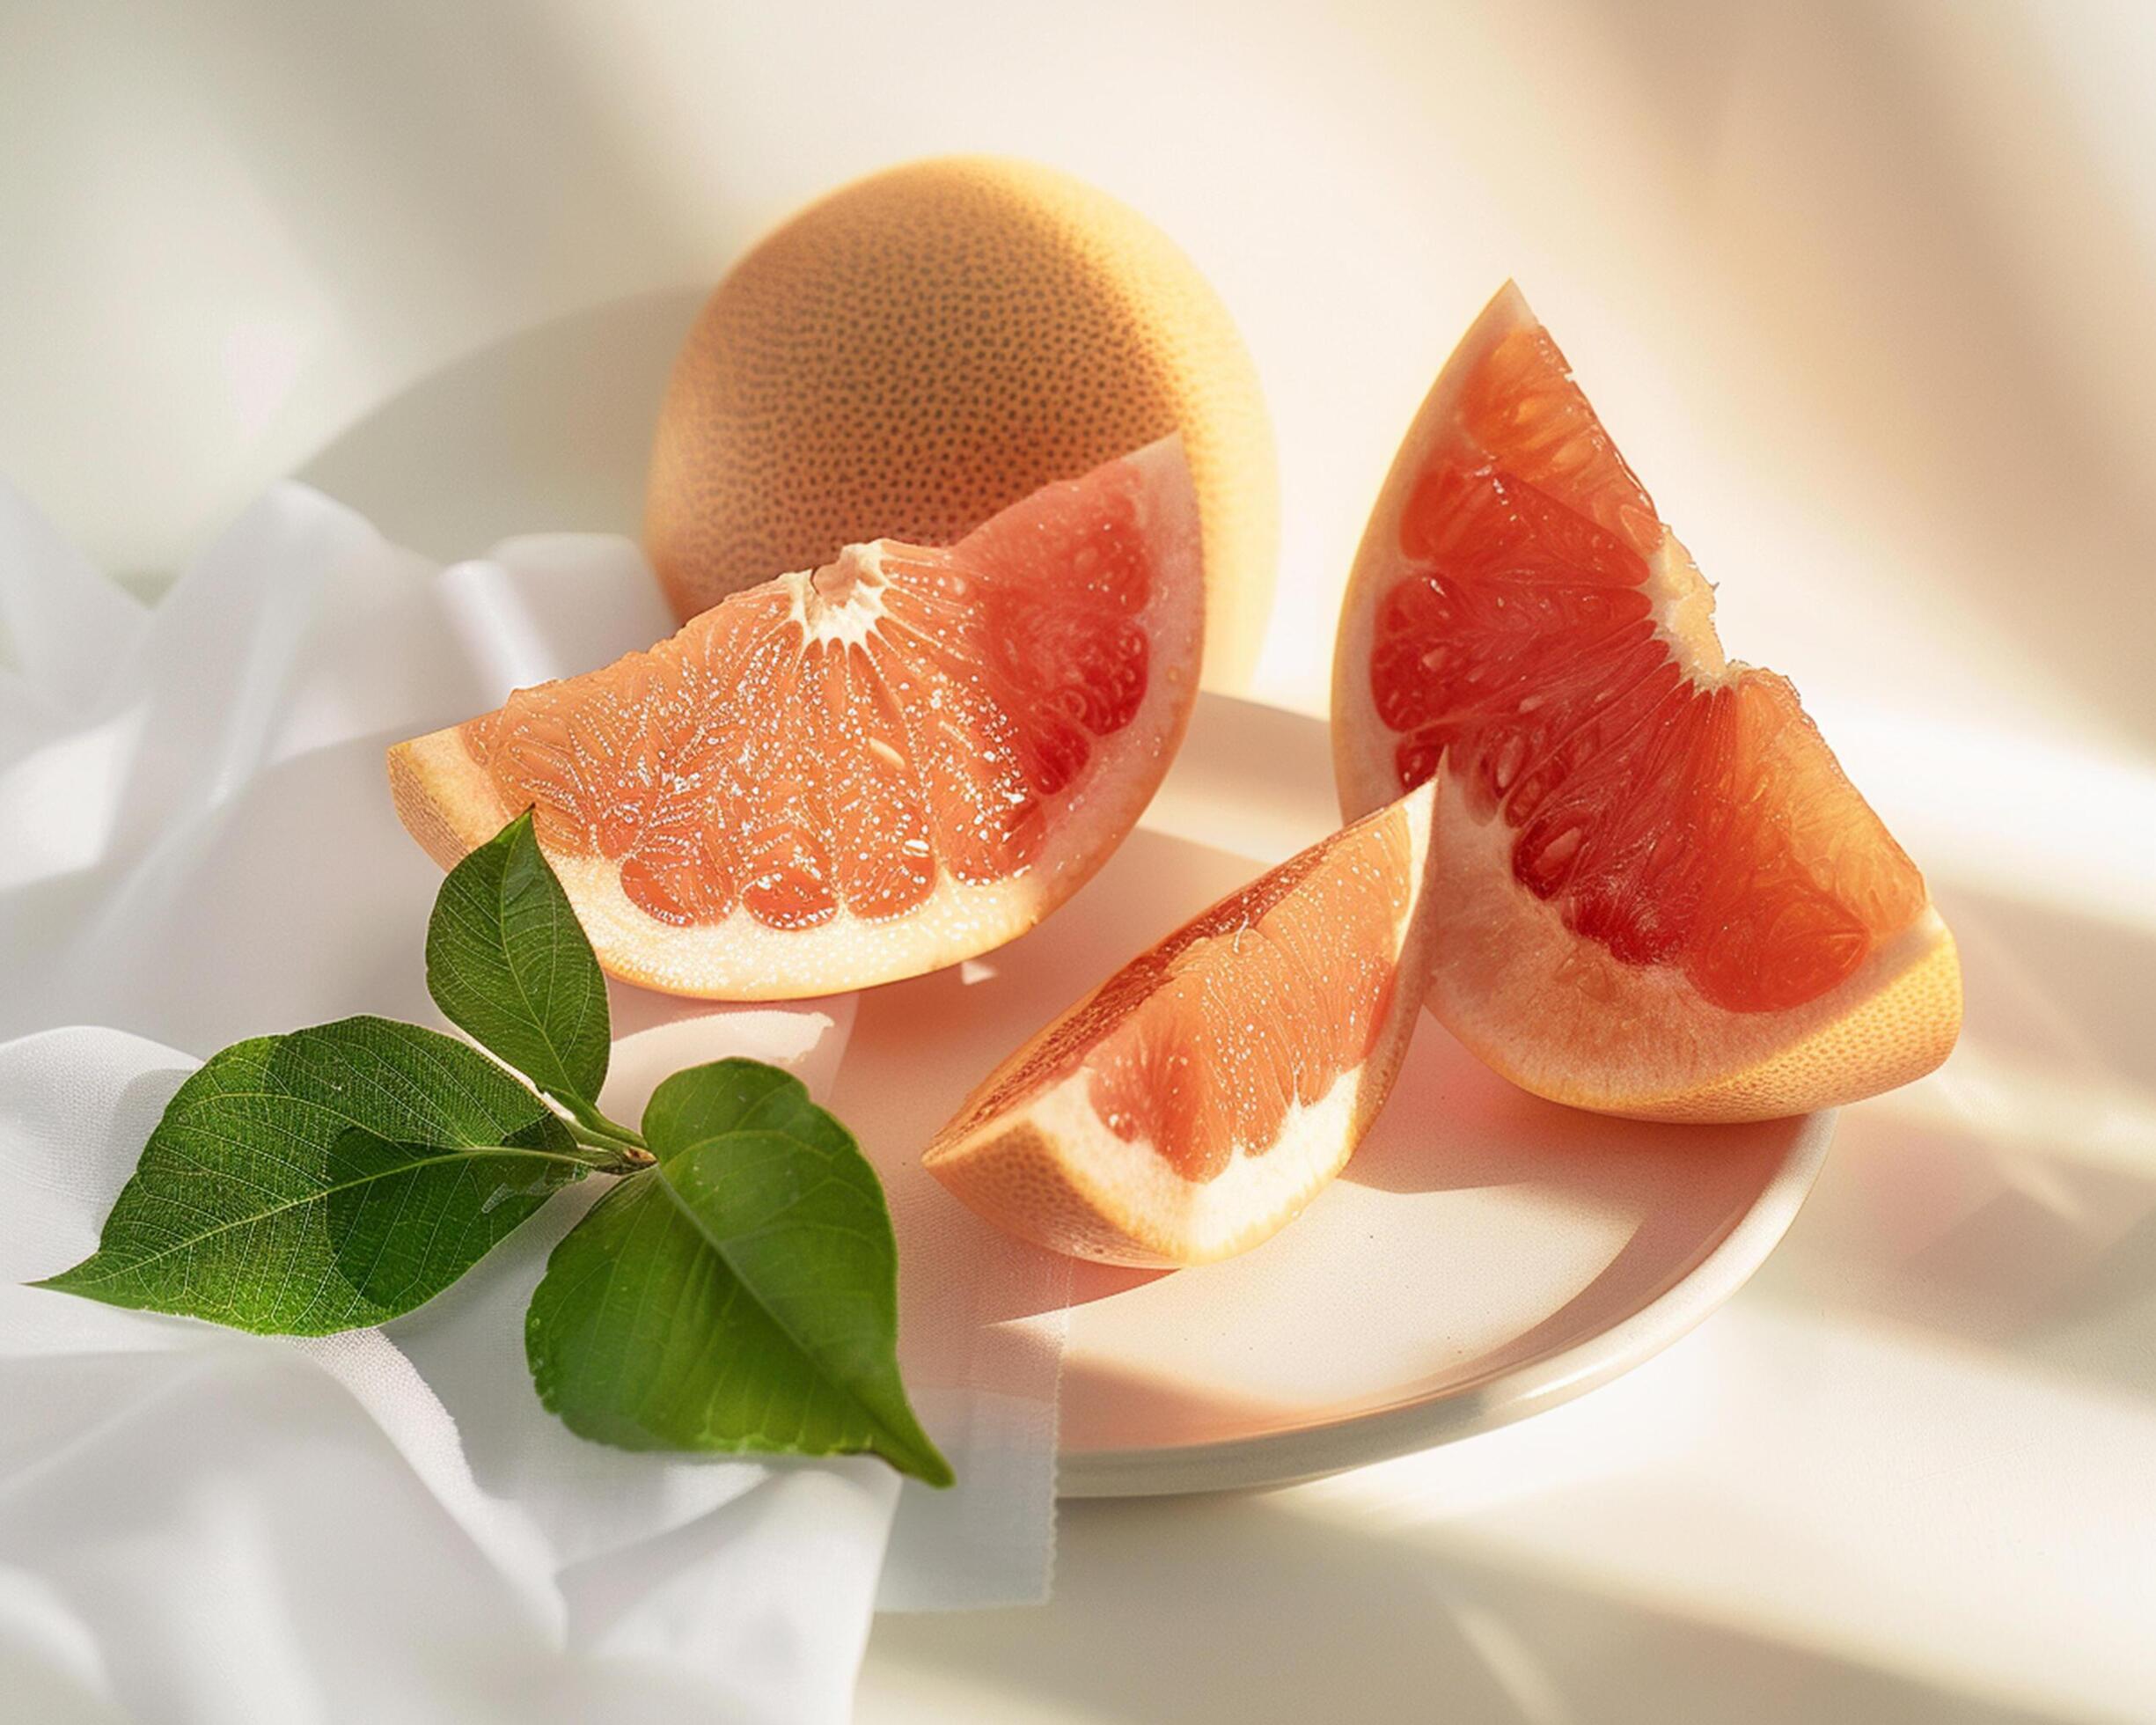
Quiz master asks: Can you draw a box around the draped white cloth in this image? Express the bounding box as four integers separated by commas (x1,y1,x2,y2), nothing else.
0,482,1070,1724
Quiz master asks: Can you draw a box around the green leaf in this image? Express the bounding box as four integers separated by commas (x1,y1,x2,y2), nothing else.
427,810,611,1114
38,1017,588,1334
525,1060,952,1486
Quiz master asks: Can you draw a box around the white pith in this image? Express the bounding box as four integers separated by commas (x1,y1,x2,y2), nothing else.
1422,780,1947,1108
399,434,1204,1001
1335,284,1738,826
1017,1058,1370,1260
1644,534,1729,685
786,542,894,648
926,780,1441,1265
550,853,1062,998
1329,285,1953,1119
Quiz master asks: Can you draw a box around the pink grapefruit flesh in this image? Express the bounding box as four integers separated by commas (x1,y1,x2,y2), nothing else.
924,782,1439,1266
1332,285,1960,1122
390,436,1203,999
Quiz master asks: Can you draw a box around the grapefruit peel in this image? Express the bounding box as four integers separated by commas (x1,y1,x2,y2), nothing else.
392,436,1203,1001
1332,284,1961,1123
924,782,1440,1267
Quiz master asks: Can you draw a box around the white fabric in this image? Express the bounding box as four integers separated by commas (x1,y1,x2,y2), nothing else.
0,480,1070,1723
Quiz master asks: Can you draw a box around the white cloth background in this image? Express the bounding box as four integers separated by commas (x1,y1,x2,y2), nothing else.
0,481,1072,1724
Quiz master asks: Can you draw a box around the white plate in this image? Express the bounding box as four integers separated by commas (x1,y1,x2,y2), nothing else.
300,329,1830,1501
1052,693,1834,1496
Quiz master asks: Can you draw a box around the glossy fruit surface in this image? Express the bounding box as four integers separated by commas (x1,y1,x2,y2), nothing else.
925,782,1438,1266
1332,286,1959,1120
392,437,1202,999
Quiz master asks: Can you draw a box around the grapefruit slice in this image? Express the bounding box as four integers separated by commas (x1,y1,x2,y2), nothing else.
391,437,1201,999
1332,285,1960,1123
924,781,1438,1266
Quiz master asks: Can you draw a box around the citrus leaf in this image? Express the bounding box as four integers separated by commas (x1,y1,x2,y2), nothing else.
426,810,611,1113
37,1017,587,1334
525,1060,952,1486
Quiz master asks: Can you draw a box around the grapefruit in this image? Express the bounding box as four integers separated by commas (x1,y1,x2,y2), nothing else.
924,781,1439,1266
391,437,1201,1000
1333,285,1961,1123
644,156,1277,691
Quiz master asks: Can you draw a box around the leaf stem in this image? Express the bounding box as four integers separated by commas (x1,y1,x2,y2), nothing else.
564,1108,654,1168
564,1096,647,1149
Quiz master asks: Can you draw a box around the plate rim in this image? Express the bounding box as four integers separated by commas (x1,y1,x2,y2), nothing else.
1055,1105,1836,1498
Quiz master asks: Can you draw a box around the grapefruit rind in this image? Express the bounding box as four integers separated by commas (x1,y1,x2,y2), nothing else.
1421,790,1962,1120
646,155,1278,691
1332,284,1731,815
1331,284,1961,1123
923,782,1439,1267
391,436,1203,1002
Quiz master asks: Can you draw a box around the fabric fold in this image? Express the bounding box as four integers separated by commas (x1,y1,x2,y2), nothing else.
0,477,1068,1722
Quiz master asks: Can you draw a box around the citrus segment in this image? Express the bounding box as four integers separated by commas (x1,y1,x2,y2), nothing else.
390,436,1202,1000
925,782,1438,1267
1333,285,1959,1120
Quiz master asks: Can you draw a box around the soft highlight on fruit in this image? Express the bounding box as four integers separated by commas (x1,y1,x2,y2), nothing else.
645,155,1277,690
392,437,1204,1000
1331,285,1960,1122
924,781,1441,1267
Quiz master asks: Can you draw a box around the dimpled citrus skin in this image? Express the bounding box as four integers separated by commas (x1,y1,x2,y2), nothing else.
645,156,1277,691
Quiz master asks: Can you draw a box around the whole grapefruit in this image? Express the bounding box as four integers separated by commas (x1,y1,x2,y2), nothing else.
644,156,1276,691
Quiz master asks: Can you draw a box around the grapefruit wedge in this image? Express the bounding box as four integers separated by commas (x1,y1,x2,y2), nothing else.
391,437,1201,999
1333,286,1960,1123
924,781,1438,1266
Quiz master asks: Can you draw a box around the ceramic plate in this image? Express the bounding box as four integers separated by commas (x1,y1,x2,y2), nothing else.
302,337,1830,1500
1052,694,1834,1496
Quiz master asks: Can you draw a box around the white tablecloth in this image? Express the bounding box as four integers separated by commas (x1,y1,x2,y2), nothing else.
0,483,1068,1723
